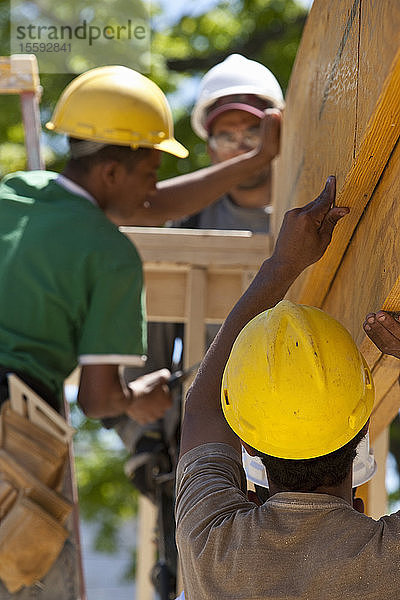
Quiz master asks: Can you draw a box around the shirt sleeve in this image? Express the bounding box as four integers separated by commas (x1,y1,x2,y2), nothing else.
77,259,146,366
175,443,250,534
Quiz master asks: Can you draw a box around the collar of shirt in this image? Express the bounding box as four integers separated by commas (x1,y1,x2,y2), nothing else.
55,174,98,207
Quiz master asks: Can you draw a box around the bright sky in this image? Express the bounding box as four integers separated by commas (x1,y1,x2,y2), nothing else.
154,0,314,28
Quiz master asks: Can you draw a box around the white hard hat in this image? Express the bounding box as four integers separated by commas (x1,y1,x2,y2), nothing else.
242,432,377,490
191,54,285,140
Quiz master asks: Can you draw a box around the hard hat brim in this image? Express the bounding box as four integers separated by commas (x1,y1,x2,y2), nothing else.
46,120,188,159
154,138,189,158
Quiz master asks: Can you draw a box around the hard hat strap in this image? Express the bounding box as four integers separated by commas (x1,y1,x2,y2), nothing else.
69,139,108,159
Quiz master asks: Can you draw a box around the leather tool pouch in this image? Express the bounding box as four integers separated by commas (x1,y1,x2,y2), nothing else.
0,495,68,592
0,377,74,593
0,450,71,524
0,401,69,490
0,450,71,592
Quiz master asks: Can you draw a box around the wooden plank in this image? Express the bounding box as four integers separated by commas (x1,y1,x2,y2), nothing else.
370,379,400,442
272,0,360,235
184,268,206,369
20,91,44,170
355,2,400,155
357,428,389,518
121,227,271,268
143,268,187,322
360,335,382,372
271,1,400,516
319,138,400,432
136,495,157,600
143,267,250,323
0,55,44,170
183,267,206,395
322,137,400,343
206,271,243,323
128,230,271,323
290,46,400,307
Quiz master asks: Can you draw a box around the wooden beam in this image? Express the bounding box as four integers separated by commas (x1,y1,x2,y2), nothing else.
121,227,272,268
357,428,389,518
136,495,157,600
369,380,400,442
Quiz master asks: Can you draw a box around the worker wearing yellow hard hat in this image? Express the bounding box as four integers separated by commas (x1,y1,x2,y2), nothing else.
175,176,400,600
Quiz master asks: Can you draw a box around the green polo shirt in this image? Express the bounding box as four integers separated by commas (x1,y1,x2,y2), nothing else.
0,170,146,404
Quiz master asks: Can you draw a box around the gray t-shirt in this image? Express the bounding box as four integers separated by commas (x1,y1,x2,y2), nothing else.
177,194,271,233
176,443,400,600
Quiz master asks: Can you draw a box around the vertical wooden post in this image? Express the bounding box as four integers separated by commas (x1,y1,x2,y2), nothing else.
357,427,389,518
183,267,207,387
62,396,87,600
136,495,157,600
20,90,44,170
174,267,207,597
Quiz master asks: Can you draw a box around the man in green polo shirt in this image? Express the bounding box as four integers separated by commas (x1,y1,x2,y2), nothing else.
0,66,188,600
0,66,190,426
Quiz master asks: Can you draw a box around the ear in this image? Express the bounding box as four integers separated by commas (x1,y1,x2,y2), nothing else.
99,160,123,188
241,440,257,456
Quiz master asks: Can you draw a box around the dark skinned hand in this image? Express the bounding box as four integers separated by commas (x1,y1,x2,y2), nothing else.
363,311,400,359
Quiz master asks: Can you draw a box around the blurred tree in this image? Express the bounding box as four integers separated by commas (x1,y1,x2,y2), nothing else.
0,0,307,177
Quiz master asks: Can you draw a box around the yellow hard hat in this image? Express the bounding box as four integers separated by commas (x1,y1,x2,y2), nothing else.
221,300,374,459
46,65,188,158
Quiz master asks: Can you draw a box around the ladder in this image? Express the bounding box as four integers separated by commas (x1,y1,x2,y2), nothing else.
0,54,44,170
0,54,86,599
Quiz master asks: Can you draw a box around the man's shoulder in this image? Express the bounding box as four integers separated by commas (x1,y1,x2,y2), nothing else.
176,443,243,491
0,170,58,195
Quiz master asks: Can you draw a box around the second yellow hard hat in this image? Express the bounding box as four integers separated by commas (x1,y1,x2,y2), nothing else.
46,65,188,158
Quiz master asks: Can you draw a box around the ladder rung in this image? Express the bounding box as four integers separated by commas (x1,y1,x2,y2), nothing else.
0,54,40,95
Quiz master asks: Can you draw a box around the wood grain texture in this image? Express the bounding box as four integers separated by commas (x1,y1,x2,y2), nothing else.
355,1,400,155
272,0,360,235
322,138,400,341
292,46,400,308
370,380,400,441
121,227,271,268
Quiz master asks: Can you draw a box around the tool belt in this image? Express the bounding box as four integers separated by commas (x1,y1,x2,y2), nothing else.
0,372,75,593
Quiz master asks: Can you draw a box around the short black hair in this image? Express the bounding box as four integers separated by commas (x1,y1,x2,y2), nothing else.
66,138,152,176
255,425,367,492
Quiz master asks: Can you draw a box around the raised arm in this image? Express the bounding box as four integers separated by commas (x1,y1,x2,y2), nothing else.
180,176,349,457
133,109,281,225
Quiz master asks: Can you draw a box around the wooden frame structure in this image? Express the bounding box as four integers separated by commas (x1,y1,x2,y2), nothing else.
122,227,272,599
